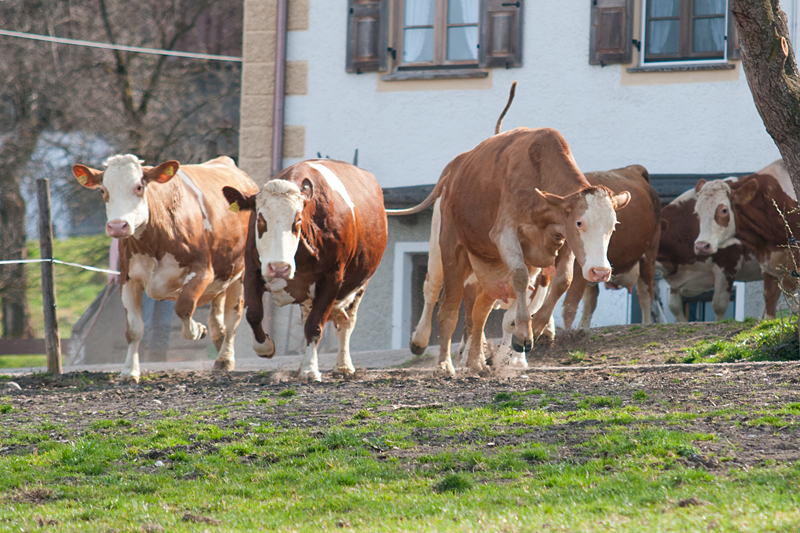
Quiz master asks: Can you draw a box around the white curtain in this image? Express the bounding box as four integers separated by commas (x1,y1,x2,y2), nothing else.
461,0,480,58
404,0,433,62
647,0,679,55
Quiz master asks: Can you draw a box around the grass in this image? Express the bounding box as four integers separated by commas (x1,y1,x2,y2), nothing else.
24,234,111,337
682,317,799,363
0,355,49,369
3,390,799,532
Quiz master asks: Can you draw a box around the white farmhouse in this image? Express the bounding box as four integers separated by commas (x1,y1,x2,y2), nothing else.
238,0,798,355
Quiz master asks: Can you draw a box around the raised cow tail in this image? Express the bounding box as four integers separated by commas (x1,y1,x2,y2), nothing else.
386,165,450,216
494,81,517,135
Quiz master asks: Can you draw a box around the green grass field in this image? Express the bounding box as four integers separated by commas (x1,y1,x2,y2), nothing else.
1,380,799,532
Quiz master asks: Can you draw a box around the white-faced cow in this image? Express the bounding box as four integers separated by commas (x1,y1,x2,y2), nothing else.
222,159,388,382
389,128,629,376
692,160,798,316
561,165,661,329
72,155,259,383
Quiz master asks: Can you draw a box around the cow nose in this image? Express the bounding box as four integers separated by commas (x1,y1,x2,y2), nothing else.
266,262,292,279
694,241,712,256
106,220,129,237
588,267,612,283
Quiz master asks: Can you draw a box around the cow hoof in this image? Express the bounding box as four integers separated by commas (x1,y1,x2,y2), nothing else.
300,369,322,382
509,355,529,368
253,340,276,359
119,371,140,384
511,335,532,353
409,341,426,356
213,358,234,372
333,365,355,377
436,360,455,378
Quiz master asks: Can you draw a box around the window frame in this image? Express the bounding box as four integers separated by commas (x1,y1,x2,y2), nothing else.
393,0,481,70
640,0,729,66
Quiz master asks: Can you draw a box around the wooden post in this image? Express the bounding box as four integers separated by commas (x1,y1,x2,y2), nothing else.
36,179,61,375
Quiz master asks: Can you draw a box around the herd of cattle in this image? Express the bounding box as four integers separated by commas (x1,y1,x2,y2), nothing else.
70,93,799,383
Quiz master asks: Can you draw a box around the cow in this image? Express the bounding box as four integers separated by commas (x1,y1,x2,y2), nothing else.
657,182,765,322
222,159,388,382
692,160,798,316
72,155,259,383
389,127,629,376
561,165,661,329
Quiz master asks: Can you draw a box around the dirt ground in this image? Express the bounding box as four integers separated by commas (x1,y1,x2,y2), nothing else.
2,322,799,470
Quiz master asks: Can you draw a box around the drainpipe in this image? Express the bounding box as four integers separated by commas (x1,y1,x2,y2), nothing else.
271,0,288,178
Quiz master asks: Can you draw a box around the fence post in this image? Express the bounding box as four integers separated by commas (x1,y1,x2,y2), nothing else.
36,179,61,375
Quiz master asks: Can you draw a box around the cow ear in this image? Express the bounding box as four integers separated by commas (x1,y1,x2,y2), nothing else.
611,191,631,211
732,178,759,205
144,161,180,183
222,186,256,213
695,178,707,194
300,178,314,201
72,164,104,189
534,188,568,210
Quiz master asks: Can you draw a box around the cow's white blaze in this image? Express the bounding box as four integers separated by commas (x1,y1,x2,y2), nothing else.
308,163,355,219
694,180,738,254
577,191,617,281
255,180,305,279
102,155,150,238
178,169,212,231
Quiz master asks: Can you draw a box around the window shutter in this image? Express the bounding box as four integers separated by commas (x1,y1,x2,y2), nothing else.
589,0,633,65
346,0,388,73
479,0,523,69
727,2,741,59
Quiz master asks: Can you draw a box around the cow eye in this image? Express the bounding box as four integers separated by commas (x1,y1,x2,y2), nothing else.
135,184,143,195
577,220,583,228
721,208,727,214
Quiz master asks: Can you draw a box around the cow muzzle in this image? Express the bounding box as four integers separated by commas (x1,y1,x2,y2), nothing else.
266,262,292,279
106,220,130,238
587,267,612,283
694,241,713,256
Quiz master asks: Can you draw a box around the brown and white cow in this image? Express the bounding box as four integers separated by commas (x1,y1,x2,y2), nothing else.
72,155,259,383
222,159,388,382
561,165,661,329
692,160,798,315
390,128,629,376
658,182,765,322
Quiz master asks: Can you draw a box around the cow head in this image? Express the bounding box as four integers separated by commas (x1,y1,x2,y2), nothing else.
72,154,180,238
223,179,313,280
693,178,739,256
536,186,630,283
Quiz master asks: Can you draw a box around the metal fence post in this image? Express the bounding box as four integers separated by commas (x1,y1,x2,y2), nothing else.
36,178,61,375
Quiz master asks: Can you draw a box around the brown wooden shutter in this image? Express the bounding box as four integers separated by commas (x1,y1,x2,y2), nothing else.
589,0,634,65
346,0,388,73
479,0,523,69
727,2,741,59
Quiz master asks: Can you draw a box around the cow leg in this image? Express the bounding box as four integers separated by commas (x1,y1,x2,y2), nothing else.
458,275,478,364
299,276,343,382
490,228,537,352
561,264,585,330
711,264,733,321
531,249,574,340
436,250,470,378
637,259,656,325
463,286,494,374
668,289,687,322
763,272,780,320
331,287,366,376
175,268,212,341
208,292,226,353
578,283,599,329
246,289,275,357
120,281,145,384
410,198,443,355
213,281,244,371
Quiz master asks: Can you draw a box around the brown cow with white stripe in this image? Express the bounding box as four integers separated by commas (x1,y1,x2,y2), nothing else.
72,155,259,383
222,159,388,382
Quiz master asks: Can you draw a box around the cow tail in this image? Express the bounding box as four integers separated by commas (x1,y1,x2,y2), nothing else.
494,81,517,135
386,166,450,216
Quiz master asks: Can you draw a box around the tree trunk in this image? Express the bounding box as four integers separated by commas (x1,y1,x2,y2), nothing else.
730,0,800,197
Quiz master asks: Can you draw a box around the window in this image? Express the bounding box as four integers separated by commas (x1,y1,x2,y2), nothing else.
643,0,727,63
400,0,480,67
345,0,523,75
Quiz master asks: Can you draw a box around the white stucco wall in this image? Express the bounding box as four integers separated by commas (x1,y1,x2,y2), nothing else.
281,1,799,187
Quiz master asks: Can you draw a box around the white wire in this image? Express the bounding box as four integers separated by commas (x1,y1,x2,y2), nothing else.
0,258,119,275
0,28,242,62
